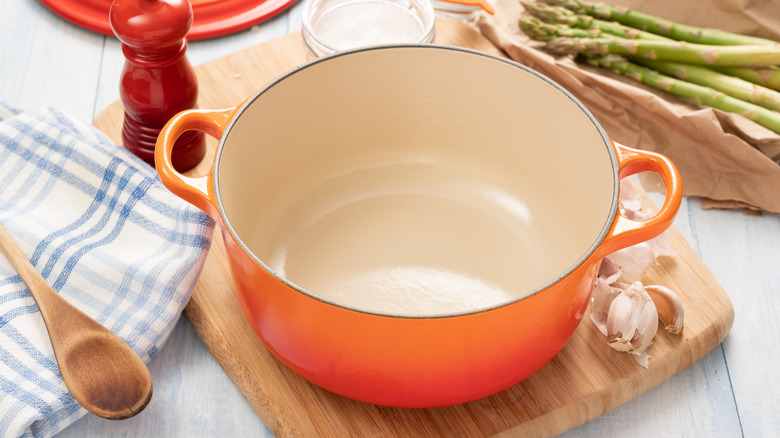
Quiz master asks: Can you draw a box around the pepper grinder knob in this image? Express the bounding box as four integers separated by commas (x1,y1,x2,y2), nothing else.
110,0,205,172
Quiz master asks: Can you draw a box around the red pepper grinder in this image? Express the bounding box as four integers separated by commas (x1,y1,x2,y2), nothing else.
110,0,205,172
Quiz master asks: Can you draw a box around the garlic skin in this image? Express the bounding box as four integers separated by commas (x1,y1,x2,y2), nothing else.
604,243,656,283
587,181,685,368
618,182,646,220
605,282,659,355
617,180,677,263
589,259,625,336
645,285,685,334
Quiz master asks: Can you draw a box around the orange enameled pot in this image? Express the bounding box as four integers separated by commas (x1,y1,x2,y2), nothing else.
155,46,682,408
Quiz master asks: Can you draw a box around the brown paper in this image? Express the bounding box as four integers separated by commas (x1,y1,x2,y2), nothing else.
473,0,780,213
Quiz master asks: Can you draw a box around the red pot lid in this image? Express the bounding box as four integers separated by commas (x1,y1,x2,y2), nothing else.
39,0,299,41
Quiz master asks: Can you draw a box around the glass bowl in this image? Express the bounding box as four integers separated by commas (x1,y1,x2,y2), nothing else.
430,0,483,20
302,0,436,57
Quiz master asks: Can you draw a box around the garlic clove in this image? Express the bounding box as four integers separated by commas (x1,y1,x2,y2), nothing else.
644,284,685,334
606,282,659,355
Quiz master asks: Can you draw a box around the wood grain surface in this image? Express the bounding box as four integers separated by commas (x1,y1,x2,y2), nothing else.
92,19,734,437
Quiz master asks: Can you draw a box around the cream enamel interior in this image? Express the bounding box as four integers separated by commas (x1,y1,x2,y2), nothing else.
215,46,617,317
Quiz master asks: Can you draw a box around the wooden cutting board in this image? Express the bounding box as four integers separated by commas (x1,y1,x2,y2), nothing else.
93,19,734,437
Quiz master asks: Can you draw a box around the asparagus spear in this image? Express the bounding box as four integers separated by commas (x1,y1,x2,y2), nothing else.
633,59,780,112
517,16,780,111
544,0,779,47
587,55,780,134
545,37,780,67
519,17,603,40
710,66,780,91
522,2,780,90
521,2,592,27
522,2,669,41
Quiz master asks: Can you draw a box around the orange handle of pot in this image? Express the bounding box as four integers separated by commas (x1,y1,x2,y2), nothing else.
593,142,682,260
154,107,237,217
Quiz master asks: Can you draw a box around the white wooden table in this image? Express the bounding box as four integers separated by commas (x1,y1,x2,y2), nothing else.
2,1,778,436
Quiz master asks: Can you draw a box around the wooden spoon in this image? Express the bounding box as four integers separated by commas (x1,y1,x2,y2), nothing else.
0,222,153,420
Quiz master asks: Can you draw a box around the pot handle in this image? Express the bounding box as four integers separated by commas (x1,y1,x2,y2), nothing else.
154,107,236,217
593,142,682,260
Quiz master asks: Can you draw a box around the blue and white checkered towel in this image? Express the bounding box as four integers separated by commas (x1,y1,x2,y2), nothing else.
0,103,215,437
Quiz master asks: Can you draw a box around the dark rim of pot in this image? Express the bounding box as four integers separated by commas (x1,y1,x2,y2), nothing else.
212,44,620,320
